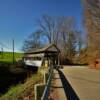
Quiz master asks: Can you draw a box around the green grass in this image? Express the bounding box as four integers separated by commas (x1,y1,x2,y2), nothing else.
0,72,43,100
0,52,23,63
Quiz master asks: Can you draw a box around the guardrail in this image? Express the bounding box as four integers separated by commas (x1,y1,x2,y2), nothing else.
41,66,53,100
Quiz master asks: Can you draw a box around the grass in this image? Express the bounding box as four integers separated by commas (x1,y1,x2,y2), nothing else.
0,71,43,100
0,65,29,94
0,52,23,63
0,52,47,99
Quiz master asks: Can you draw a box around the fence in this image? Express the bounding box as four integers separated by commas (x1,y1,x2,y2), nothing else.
41,66,53,100
34,66,53,100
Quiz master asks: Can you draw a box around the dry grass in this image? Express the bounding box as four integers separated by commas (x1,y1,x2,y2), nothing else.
0,71,43,100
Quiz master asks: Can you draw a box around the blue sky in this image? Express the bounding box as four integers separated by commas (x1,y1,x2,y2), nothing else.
0,0,83,52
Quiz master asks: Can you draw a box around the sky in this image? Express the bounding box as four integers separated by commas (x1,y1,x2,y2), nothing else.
0,0,83,52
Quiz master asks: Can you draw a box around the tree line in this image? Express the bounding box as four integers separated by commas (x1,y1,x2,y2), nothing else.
22,0,100,64
22,14,85,64
83,0,100,62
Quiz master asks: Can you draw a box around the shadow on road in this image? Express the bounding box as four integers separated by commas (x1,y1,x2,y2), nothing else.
57,69,79,100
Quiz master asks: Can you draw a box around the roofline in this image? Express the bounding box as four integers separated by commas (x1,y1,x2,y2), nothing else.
46,44,60,52
25,43,60,54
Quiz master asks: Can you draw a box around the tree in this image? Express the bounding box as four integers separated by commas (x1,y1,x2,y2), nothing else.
22,14,82,63
22,30,43,52
66,31,77,60
83,0,100,61
38,14,60,45
76,31,84,56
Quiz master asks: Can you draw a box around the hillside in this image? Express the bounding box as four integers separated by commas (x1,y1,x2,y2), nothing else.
0,52,23,63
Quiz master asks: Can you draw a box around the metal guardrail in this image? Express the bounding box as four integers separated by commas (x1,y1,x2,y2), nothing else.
41,66,53,100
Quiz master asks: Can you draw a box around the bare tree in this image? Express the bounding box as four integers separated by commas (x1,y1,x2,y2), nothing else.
58,17,78,62
38,14,62,45
38,15,55,44
83,0,100,60
23,14,82,63
22,30,43,52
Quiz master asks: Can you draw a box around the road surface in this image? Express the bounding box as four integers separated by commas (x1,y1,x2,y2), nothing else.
49,66,100,100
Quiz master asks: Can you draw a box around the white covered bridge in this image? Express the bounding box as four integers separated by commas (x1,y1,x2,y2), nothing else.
23,44,60,68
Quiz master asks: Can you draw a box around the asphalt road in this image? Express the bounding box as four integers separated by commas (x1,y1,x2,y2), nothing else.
49,66,100,100
61,66,100,100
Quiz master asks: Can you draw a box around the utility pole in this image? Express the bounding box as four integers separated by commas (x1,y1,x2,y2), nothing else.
12,39,15,64
1,46,3,59
0,44,3,59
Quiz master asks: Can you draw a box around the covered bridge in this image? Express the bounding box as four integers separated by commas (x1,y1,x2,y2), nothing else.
23,44,60,68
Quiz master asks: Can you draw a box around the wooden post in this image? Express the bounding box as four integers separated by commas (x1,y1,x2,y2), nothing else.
58,53,60,65
47,53,49,67
12,39,15,64
1,47,3,59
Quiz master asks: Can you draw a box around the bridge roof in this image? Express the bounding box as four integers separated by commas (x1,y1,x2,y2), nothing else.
25,44,60,54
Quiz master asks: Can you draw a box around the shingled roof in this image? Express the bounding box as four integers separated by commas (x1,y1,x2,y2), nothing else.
25,44,60,54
